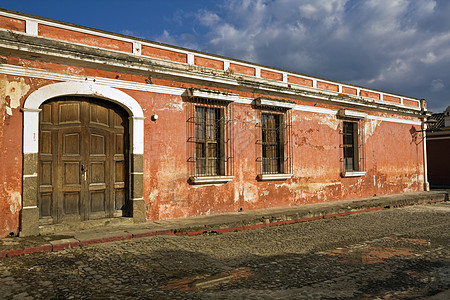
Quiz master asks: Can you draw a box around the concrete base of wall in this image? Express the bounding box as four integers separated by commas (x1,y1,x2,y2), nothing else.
20,207,39,237
132,199,146,223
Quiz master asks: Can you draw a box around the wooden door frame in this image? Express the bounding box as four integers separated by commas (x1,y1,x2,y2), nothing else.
21,82,146,236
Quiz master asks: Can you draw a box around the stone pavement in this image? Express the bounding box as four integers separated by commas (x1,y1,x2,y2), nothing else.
1,199,450,299
0,190,448,258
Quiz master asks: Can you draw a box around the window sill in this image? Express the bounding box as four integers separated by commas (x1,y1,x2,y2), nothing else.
189,176,234,185
257,173,293,181
341,171,366,178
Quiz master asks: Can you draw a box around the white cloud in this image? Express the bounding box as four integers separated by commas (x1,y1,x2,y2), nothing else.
431,79,445,92
119,29,145,39
156,30,176,45
196,10,221,27
421,52,437,64
163,0,450,112
155,30,199,51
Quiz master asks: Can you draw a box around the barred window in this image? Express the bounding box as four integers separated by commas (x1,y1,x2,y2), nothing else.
338,109,366,177
255,98,293,180
195,106,224,176
342,121,359,172
261,113,284,174
187,96,234,184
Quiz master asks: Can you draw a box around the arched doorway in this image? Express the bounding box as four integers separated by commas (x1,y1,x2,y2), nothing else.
21,82,145,236
38,97,129,224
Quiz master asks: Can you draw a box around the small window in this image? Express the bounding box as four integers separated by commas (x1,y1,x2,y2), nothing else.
195,106,224,176
255,99,293,181
339,114,366,177
187,97,234,184
342,121,359,172
261,113,284,174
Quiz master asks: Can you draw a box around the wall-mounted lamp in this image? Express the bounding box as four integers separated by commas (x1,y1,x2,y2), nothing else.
151,114,159,121
415,119,438,133
409,119,438,144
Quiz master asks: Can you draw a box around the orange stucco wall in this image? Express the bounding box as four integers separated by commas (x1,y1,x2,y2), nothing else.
0,53,425,237
288,75,313,87
317,81,339,92
342,86,357,95
403,99,420,107
0,15,25,32
194,56,224,70
261,69,283,81
142,45,187,63
230,63,255,76
123,89,424,219
0,74,33,237
38,24,133,53
361,90,381,100
384,95,401,104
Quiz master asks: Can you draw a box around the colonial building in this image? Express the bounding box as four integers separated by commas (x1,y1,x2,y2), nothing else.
426,106,450,188
0,9,429,237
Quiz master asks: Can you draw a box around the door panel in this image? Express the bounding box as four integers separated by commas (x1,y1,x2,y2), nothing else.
63,192,80,215
88,127,109,219
38,104,56,224
90,134,106,155
63,162,81,185
90,191,105,212
59,127,83,222
39,193,52,217
63,133,81,155
59,102,81,124
90,104,109,127
112,109,127,215
38,97,129,224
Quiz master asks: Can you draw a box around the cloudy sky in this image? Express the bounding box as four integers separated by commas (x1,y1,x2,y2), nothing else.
2,0,450,112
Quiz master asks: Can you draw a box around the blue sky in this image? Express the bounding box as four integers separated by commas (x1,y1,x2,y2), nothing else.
2,0,450,112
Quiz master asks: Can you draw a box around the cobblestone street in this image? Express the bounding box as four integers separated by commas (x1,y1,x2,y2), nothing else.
1,203,449,299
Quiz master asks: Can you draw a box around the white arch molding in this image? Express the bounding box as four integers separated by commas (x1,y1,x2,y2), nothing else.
23,81,145,155
21,82,146,236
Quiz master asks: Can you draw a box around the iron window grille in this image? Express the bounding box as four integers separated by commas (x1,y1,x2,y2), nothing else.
256,106,293,177
187,98,234,179
339,119,366,174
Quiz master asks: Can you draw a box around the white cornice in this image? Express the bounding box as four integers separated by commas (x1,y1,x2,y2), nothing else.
0,64,421,125
0,64,186,96
255,97,296,109
337,109,368,119
187,88,240,102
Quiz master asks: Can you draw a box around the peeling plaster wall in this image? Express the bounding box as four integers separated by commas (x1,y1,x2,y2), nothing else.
0,55,425,237
0,74,32,237
138,95,424,221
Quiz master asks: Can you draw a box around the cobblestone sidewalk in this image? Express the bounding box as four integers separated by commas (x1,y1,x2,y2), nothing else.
0,202,449,299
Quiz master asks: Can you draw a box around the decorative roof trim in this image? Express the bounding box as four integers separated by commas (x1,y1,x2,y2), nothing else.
0,64,422,124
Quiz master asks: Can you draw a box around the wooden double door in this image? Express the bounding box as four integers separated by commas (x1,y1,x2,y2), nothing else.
38,97,129,224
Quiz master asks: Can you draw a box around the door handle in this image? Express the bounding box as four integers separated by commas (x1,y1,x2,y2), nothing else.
81,164,87,181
